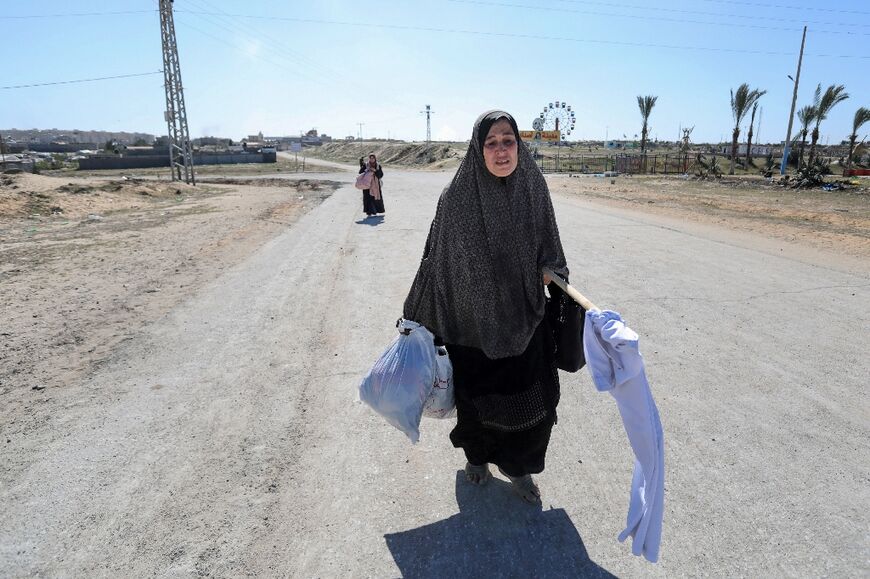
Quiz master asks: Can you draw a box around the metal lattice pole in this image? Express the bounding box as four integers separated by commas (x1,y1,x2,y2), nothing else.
159,0,194,185
421,105,433,144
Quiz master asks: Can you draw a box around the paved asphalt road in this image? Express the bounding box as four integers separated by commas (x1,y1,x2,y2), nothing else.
2,163,868,577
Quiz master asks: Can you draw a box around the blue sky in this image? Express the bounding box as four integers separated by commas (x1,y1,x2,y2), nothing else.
2,0,868,144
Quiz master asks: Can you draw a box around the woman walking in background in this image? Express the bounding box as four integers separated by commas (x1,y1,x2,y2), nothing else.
403,110,567,503
360,153,385,217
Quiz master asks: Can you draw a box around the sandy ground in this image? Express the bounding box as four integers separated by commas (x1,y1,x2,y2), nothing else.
1,172,339,433
1,166,868,576
2,170,866,436
547,173,870,267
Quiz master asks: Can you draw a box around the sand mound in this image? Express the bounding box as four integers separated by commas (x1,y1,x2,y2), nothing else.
0,173,197,219
312,142,464,168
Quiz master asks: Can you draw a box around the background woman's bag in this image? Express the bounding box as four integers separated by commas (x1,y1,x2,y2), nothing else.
358,319,437,443
422,346,456,419
355,171,373,190
546,280,586,372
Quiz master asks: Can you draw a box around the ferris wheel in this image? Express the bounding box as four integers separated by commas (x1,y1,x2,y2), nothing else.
537,100,576,139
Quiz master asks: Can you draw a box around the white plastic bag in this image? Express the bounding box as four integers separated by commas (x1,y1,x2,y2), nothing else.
423,346,456,419
358,319,436,443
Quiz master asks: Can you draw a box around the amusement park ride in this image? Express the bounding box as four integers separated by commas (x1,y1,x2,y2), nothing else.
530,100,576,170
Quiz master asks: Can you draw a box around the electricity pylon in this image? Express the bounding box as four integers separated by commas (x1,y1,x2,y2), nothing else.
158,0,195,184
421,105,433,144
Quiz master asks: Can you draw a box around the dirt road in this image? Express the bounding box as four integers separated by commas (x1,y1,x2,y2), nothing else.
1,166,868,577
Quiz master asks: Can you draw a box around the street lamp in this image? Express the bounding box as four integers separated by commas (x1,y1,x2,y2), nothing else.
780,74,799,175
780,26,806,176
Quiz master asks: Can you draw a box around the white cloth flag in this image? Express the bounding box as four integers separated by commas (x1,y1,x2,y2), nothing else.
583,310,665,563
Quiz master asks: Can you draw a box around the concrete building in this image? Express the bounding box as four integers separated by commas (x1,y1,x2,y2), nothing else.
720,144,772,156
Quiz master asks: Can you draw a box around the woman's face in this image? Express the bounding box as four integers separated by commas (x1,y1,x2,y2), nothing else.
482,119,518,177
368,155,377,166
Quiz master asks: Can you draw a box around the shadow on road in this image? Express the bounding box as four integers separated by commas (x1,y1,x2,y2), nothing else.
384,471,616,578
355,215,385,226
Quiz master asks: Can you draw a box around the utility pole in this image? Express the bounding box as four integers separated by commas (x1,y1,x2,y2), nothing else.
780,25,806,176
420,105,433,144
158,0,195,185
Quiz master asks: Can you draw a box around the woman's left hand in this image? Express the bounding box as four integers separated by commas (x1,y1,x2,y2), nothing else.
543,273,552,285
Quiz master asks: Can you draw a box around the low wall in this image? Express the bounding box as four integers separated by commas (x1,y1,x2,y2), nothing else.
198,152,277,164
77,152,276,171
78,156,168,170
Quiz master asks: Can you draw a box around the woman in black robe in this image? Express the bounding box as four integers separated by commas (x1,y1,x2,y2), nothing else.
360,153,385,216
403,111,568,503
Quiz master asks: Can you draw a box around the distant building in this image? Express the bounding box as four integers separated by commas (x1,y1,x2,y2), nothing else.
1,154,35,172
0,128,154,145
720,144,771,156
194,136,232,147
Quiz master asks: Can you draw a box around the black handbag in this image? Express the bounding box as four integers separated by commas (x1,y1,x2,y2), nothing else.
546,278,586,373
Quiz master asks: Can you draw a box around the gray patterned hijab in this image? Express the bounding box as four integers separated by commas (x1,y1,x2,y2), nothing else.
403,110,567,359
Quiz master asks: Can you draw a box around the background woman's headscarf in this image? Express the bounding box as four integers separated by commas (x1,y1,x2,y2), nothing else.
403,110,567,358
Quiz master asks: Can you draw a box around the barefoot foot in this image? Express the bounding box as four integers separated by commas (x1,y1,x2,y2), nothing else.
498,467,541,503
464,462,492,486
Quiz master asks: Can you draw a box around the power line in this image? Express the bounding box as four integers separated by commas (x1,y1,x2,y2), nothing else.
173,13,422,118
174,11,870,58
183,0,347,85
0,10,155,19
0,71,164,90
173,16,323,84
174,12,398,107
694,0,870,16
173,16,320,83
552,0,870,22
449,0,870,35
173,1,426,119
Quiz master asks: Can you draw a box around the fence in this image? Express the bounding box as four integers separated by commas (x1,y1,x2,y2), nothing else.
537,153,693,175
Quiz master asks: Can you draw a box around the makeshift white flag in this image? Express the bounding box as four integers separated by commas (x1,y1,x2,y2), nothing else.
543,268,664,563
584,309,665,563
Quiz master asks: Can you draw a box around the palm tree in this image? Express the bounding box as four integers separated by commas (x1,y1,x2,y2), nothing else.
745,102,759,169
796,105,815,167
808,83,849,165
637,95,658,161
729,83,766,174
846,106,870,173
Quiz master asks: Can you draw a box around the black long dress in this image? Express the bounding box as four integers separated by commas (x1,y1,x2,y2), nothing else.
445,316,560,477
360,165,385,216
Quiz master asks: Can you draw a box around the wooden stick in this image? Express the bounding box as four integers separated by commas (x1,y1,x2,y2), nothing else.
542,267,600,312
